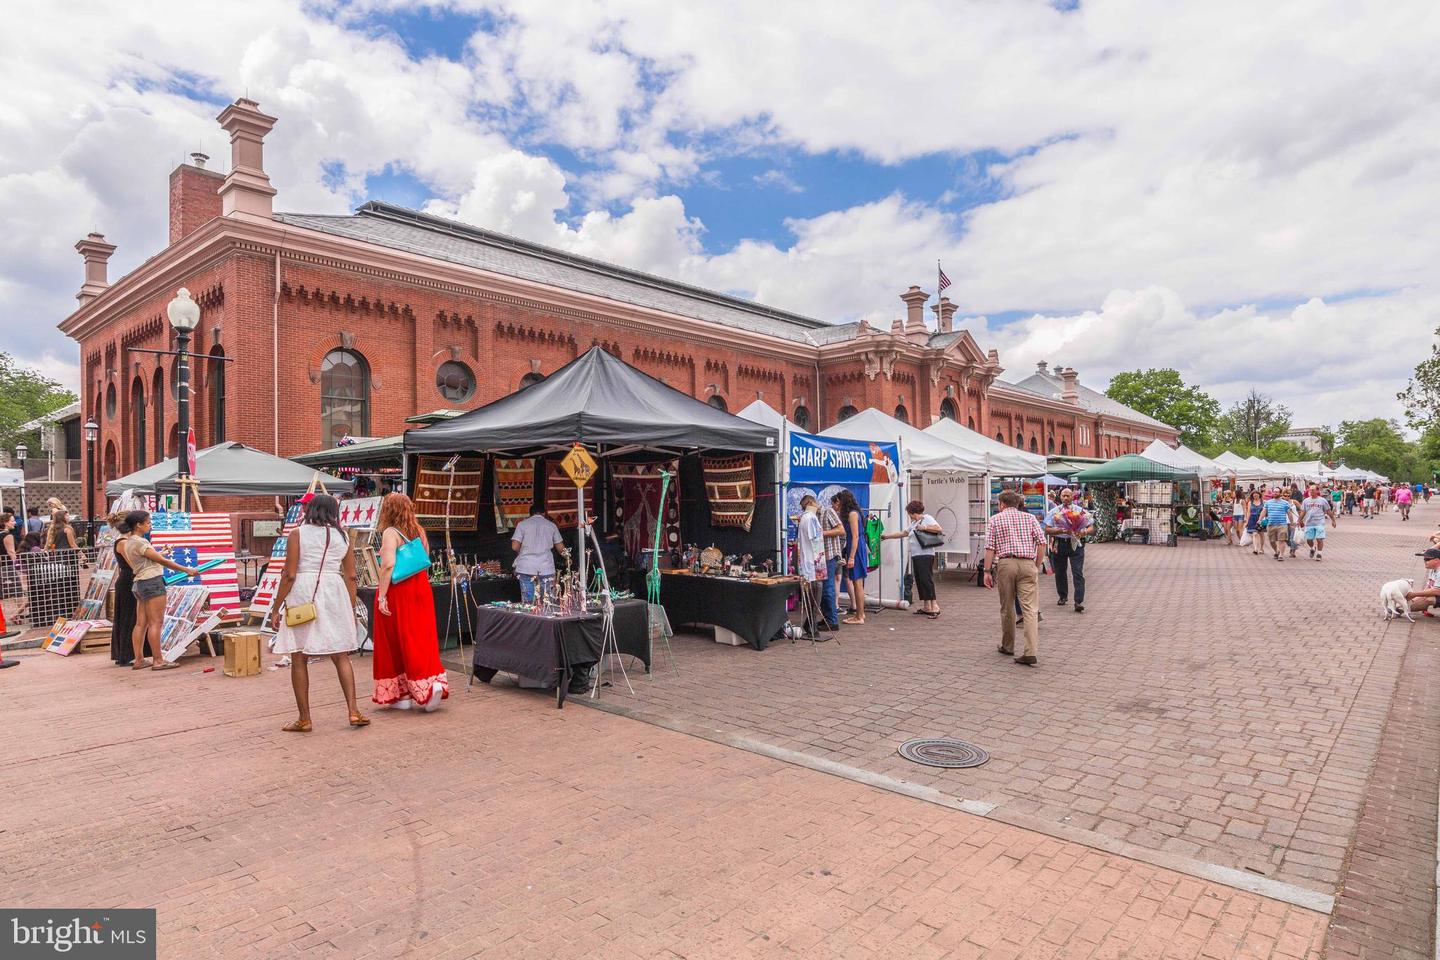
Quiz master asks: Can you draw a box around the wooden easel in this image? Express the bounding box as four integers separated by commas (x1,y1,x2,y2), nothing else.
177,477,204,513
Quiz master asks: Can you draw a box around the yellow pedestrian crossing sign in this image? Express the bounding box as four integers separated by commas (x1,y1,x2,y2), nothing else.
560,444,598,487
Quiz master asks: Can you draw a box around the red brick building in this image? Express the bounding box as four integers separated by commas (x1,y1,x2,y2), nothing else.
59,98,1176,509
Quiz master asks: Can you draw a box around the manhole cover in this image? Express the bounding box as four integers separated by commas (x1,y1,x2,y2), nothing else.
898,738,989,769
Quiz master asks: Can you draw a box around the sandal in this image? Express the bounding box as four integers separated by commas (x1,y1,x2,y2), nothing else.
151,661,179,671
348,713,371,728
842,616,865,625
282,719,312,733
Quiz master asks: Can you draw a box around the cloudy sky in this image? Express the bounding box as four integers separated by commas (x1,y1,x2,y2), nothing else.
6,0,1438,429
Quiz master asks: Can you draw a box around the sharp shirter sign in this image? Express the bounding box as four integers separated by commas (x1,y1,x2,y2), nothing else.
2,909,155,958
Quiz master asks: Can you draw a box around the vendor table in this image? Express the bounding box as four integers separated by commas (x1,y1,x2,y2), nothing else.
469,598,650,708
358,576,520,650
629,571,798,651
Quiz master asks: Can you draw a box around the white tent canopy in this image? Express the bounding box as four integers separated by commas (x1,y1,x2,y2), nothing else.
0,468,22,488
1270,460,1332,481
1141,440,1225,479
1213,451,1273,481
736,399,805,438
1174,444,1235,478
924,418,1046,476
822,408,987,474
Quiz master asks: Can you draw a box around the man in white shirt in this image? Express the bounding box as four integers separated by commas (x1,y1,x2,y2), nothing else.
511,506,569,602
795,495,825,635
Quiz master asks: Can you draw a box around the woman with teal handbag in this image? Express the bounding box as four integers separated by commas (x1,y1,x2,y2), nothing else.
371,493,449,712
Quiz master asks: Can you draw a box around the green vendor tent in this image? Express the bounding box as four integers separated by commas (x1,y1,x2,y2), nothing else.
1074,454,1197,483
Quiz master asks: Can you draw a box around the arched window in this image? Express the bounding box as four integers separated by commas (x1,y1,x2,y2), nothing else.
894,404,909,424
436,360,475,403
519,372,545,390
320,348,369,447
967,417,975,430
939,398,957,421
152,368,165,463
1060,440,1068,456
168,423,179,458
209,346,226,443
1015,431,1024,448
130,377,147,469
1047,435,1055,454
707,395,728,412
1029,436,1038,453
103,440,118,481
105,382,116,419
995,432,1004,443
837,404,858,422
793,405,811,430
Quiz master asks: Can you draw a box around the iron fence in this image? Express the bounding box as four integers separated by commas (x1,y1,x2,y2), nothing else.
2,546,105,628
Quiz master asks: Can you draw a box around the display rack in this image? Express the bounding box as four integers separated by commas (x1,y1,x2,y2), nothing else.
160,585,222,662
1122,480,1176,546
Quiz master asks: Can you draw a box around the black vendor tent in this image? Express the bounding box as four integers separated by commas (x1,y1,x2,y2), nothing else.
404,346,778,454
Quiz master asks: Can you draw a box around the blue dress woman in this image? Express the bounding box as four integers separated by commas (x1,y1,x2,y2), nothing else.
833,489,867,625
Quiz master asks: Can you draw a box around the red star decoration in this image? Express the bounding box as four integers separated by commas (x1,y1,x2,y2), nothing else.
364,504,377,521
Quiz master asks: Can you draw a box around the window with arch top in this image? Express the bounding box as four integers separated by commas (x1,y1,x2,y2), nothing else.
321,348,370,447
968,416,975,430
707,395,728,412
1060,440,1068,456
1015,431,1024,448
209,346,226,443
1029,435,1039,453
519,371,545,390
130,377,147,469
893,404,908,424
939,398,957,421
837,404,858,422
792,405,811,430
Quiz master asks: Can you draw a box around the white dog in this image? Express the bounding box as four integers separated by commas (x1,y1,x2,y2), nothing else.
1380,579,1415,621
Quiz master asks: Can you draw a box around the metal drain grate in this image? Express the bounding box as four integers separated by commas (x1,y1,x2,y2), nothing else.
898,738,990,769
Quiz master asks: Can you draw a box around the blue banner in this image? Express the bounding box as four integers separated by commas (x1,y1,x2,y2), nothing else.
789,432,900,486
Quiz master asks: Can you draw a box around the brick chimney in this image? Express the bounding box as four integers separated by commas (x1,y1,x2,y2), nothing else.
74,233,117,304
931,297,958,333
899,286,929,331
168,152,224,244
1060,366,1080,404
216,97,278,218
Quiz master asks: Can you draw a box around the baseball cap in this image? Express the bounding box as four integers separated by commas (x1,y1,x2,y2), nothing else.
1417,548,1440,560
297,492,316,506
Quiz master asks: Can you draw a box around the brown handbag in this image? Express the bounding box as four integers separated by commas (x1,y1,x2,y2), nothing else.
283,528,329,627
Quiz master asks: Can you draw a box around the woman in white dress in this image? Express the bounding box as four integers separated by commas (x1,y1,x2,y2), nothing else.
266,494,368,732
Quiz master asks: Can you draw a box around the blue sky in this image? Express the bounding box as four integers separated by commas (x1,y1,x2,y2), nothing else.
7,1,1435,430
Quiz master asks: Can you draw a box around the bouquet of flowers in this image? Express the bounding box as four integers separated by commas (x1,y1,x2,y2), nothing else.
1053,506,1089,540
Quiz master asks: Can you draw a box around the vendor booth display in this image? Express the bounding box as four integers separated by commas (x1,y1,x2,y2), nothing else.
403,346,785,678
414,456,484,531
1075,454,1197,545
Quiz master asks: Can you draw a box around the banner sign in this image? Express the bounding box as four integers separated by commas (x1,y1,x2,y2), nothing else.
788,432,899,487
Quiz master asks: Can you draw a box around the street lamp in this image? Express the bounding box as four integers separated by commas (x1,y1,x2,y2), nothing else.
166,288,200,508
84,417,99,535
14,442,27,528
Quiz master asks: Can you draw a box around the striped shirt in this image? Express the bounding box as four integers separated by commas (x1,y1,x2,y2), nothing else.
820,506,845,561
984,508,1048,560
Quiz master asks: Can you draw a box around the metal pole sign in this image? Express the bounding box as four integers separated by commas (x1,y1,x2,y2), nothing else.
185,427,198,477
559,445,599,602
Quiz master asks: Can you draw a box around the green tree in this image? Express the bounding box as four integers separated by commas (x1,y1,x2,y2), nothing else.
1213,389,1292,453
0,352,76,454
1104,368,1221,447
1332,418,1421,481
1257,440,1312,463
1399,325,1440,431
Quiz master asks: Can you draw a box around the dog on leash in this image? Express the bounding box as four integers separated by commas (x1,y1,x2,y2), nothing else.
1380,579,1415,621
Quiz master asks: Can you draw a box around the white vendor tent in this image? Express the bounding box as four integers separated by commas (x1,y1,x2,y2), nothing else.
1141,440,1220,480
1329,464,1369,481
1271,460,1333,481
924,418,1046,476
737,399,805,481
1174,444,1235,479
823,408,986,605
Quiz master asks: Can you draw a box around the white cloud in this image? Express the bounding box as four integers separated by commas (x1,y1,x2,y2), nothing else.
3,0,1436,431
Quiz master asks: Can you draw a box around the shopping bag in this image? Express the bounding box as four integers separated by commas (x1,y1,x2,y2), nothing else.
1239,529,1251,546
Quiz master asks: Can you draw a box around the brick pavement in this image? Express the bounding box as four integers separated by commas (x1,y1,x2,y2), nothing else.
583,503,1440,903
1,624,1327,958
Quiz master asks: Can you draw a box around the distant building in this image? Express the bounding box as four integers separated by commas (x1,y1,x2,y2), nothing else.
58,97,1178,510
1279,427,1325,453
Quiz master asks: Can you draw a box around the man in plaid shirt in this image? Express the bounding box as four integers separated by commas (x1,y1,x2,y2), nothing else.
818,500,846,631
983,490,1048,666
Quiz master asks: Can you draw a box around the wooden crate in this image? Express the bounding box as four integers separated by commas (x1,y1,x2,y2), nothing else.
78,625,112,653
223,630,263,677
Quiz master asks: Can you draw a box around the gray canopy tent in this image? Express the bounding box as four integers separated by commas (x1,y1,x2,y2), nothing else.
106,442,353,498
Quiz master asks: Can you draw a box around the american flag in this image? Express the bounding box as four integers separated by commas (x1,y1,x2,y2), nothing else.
148,512,241,616
938,265,952,293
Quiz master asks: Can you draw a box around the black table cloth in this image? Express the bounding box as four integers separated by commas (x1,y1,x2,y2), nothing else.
358,576,520,650
629,571,797,651
469,598,650,708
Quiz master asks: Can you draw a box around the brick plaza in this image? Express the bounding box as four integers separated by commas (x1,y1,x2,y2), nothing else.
1,505,1433,958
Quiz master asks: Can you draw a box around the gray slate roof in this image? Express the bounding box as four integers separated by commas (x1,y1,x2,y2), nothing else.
1001,370,1173,430
275,202,831,345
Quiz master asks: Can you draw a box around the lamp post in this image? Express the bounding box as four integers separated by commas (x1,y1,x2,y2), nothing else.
166,288,200,509
14,442,27,530
84,417,99,538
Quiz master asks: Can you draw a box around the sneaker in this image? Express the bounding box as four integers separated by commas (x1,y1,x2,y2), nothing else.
1057,598,1068,606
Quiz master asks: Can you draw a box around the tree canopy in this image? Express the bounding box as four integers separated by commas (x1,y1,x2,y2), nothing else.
0,352,77,454
1332,418,1429,481
1104,368,1221,447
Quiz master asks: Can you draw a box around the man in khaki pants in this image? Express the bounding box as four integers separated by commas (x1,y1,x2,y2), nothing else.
983,490,1049,666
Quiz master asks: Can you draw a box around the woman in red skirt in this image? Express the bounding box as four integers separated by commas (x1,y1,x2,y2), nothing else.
372,493,448,711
